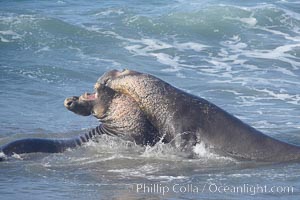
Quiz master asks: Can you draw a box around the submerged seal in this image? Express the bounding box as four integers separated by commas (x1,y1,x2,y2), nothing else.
99,69,300,162
0,83,158,160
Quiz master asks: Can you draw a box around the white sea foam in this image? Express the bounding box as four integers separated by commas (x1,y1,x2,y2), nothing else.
96,30,211,72
257,26,300,42
220,89,243,96
140,38,173,50
124,38,183,70
68,46,121,67
34,46,51,53
273,66,297,77
193,143,218,159
175,72,187,78
108,164,158,178
193,142,234,162
0,13,43,26
225,17,257,27
142,142,182,160
0,152,6,160
75,155,120,165
56,1,66,4
109,166,187,181
11,153,23,160
95,9,124,16
240,17,258,26
243,43,300,65
0,35,10,43
193,142,211,158
0,30,22,42
253,88,300,105
252,120,277,129
174,42,209,52
147,175,187,181
151,53,181,71
221,35,248,52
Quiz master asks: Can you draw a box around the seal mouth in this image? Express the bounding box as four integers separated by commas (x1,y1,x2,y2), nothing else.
80,92,98,101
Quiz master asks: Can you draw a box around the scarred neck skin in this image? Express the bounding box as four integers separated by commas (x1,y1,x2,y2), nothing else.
97,92,159,145
64,83,159,146
99,70,184,142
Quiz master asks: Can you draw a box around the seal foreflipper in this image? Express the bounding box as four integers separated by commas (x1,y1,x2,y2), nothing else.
0,125,104,161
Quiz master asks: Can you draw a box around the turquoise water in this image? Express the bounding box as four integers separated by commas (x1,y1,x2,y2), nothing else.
1,0,300,199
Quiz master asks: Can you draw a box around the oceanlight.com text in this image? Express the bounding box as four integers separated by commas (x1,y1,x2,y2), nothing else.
131,183,295,196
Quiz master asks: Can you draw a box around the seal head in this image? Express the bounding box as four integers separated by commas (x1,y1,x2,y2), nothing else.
64,82,159,146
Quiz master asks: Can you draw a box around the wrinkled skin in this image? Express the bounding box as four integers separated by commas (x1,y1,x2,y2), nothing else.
98,69,300,162
64,83,159,146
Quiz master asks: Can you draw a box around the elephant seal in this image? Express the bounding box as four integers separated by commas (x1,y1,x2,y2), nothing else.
64,83,158,145
99,69,300,162
0,83,158,161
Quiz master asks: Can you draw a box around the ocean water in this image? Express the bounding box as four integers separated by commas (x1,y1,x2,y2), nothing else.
1,0,300,199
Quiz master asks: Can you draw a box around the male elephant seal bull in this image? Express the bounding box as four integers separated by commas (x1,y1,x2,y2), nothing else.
64,83,158,145
99,69,300,162
0,83,158,161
